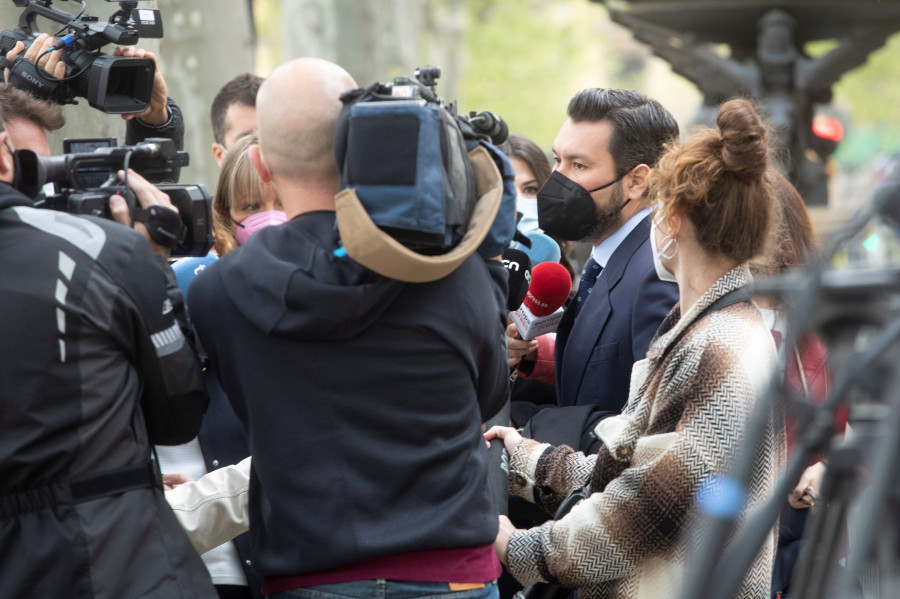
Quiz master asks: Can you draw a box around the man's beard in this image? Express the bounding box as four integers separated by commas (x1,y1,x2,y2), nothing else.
587,181,629,241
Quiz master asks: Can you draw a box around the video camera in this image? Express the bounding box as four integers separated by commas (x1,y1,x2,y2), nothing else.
0,0,164,114
14,138,213,257
334,66,510,251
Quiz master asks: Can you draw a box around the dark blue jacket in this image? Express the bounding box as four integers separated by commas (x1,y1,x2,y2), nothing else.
555,215,678,411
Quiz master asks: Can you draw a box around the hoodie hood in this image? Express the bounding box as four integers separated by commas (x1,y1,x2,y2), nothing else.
215,211,406,341
0,182,34,210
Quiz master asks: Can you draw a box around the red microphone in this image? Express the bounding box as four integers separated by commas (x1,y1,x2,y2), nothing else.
510,261,572,340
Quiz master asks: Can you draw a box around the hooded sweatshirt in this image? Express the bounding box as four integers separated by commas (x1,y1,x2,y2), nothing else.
188,210,509,579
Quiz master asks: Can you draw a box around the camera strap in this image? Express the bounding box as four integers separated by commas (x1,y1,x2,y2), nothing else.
132,204,186,250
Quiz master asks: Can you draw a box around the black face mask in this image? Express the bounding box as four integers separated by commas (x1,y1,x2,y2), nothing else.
537,170,625,241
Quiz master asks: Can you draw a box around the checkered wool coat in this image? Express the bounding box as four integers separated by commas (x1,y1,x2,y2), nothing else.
507,264,785,599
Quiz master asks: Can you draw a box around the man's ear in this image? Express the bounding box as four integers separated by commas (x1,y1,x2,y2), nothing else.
624,164,651,201
212,142,227,168
0,132,14,183
248,144,272,184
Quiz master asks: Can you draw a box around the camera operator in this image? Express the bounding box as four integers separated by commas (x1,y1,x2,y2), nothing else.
4,32,185,174
0,112,216,598
188,57,509,599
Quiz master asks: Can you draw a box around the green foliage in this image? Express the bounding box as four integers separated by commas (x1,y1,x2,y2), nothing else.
458,0,603,150
457,0,701,152
253,0,283,72
831,33,900,166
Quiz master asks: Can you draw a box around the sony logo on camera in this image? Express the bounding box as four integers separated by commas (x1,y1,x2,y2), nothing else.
15,67,45,88
138,10,157,26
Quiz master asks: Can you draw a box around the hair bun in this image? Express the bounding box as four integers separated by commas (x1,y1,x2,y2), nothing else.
716,98,768,181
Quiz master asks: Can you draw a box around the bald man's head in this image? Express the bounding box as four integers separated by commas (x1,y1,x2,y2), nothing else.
255,58,356,184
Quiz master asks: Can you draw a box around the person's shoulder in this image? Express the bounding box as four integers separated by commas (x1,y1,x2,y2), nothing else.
6,206,148,263
698,301,777,362
622,242,678,307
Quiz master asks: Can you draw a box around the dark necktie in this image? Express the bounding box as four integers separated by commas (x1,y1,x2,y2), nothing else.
571,257,602,320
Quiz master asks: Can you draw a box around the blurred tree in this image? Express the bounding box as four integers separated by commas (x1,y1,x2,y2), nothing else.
458,0,589,150
457,0,701,154
830,33,900,168
156,0,254,189
279,0,463,96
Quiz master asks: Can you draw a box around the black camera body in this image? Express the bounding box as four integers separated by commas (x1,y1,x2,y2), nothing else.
0,0,163,113
334,66,510,252
15,138,214,257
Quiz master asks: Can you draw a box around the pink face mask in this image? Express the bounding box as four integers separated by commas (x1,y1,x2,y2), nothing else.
235,210,287,245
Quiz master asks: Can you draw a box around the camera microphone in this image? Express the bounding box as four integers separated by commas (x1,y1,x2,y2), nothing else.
510,261,572,340
468,111,509,145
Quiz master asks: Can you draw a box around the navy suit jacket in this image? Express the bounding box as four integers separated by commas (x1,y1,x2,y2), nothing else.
554,215,679,411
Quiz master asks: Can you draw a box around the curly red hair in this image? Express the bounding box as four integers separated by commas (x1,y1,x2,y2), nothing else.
650,98,775,264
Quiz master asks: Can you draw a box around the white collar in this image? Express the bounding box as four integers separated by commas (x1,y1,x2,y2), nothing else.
591,208,651,268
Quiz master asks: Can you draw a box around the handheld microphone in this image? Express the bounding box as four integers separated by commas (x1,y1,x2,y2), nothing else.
501,248,532,312
511,230,562,266
511,261,572,340
468,111,509,145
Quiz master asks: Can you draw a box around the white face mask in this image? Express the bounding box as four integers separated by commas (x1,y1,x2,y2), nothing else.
516,195,540,232
650,216,677,283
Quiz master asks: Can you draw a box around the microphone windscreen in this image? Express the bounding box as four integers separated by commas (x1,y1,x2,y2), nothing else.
524,261,572,317
501,248,532,311
512,230,562,266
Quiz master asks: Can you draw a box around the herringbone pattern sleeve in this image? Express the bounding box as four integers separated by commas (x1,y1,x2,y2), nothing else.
509,439,597,515
506,265,783,599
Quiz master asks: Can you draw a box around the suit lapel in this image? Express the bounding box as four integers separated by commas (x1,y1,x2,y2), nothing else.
558,216,652,405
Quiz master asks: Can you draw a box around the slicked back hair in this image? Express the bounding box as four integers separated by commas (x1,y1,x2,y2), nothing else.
567,88,679,177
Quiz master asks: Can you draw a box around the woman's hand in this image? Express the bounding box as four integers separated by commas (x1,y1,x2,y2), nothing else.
493,515,517,567
788,461,826,509
162,473,194,491
484,425,523,457
507,322,537,367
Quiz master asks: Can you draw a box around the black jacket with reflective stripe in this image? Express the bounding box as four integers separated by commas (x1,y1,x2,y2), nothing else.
0,183,214,598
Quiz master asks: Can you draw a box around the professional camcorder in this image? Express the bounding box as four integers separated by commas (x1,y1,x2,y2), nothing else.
14,138,213,257
334,65,510,252
0,0,164,113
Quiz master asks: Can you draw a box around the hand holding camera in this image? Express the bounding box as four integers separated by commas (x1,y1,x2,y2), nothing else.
16,138,213,257
112,46,169,125
4,32,65,81
109,168,179,258
0,0,164,114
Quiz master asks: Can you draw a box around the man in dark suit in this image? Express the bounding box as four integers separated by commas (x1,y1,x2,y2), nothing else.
508,89,680,414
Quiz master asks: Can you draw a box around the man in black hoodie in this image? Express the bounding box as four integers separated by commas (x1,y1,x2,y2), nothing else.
188,58,510,599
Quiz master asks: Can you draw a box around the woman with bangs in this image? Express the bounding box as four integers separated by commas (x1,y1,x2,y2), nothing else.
212,132,286,256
